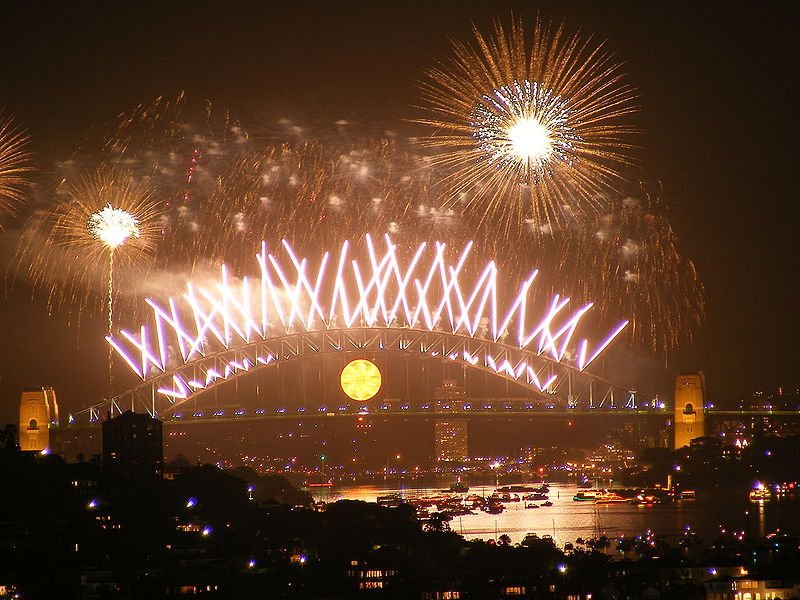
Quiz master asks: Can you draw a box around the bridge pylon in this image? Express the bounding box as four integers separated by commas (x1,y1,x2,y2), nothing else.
673,372,706,448
18,387,59,452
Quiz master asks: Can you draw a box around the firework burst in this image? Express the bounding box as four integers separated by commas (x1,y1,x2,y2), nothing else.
9,94,700,363
11,94,249,323
88,204,142,249
551,179,705,357
198,138,459,266
0,110,32,225
15,167,160,327
417,15,637,238
59,93,248,264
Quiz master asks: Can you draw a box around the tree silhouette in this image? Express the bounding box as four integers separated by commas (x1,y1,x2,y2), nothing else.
0,423,19,453
424,511,452,533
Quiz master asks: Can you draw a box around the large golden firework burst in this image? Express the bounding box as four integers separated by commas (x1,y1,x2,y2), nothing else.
417,16,638,238
0,110,32,225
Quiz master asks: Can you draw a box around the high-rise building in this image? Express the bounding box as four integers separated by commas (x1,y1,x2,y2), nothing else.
433,380,466,402
18,387,59,452
434,420,468,462
674,372,706,449
102,411,163,477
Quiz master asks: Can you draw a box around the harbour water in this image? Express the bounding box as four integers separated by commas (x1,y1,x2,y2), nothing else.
311,482,800,545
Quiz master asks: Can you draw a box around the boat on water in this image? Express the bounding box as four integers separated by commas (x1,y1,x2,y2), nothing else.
483,502,505,514
496,484,549,494
377,493,404,508
633,493,662,505
749,483,773,502
446,507,475,516
489,492,521,503
594,492,627,504
524,502,539,509
463,494,485,509
306,480,334,488
541,501,553,507
523,492,548,501
411,494,452,508
573,490,601,501
449,479,469,493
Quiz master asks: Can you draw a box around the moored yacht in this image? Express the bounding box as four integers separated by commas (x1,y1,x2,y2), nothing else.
573,490,601,501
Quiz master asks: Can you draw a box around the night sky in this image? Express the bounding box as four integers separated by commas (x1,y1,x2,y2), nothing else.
1,1,798,423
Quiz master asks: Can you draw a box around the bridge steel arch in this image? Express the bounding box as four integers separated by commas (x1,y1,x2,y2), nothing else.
75,236,658,423
79,327,655,423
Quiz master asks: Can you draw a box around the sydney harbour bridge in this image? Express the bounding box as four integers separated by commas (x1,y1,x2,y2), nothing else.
60,236,670,435
52,235,797,450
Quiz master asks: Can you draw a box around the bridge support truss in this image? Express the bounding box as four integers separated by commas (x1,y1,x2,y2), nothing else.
78,327,659,423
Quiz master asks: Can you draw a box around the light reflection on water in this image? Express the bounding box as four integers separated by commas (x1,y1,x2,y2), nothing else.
311,483,799,545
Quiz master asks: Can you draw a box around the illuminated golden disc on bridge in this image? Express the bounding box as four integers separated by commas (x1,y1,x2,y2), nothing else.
340,359,382,401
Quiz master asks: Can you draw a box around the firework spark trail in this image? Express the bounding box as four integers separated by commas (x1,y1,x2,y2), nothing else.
14,167,160,342
417,15,637,240
548,179,705,357
107,235,628,405
197,138,459,265
8,95,699,361
10,111,461,330
87,202,144,391
11,95,247,324
0,110,32,225
92,93,248,265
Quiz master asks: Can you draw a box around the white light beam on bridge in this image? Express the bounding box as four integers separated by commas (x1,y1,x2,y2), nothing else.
106,235,628,404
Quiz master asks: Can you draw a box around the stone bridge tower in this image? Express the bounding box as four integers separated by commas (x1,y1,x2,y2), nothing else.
674,373,706,448
19,387,59,452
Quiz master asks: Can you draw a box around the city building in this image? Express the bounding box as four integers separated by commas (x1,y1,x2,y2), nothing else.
434,380,466,404
705,576,800,600
434,420,468,462
53,426,102,463
18,387,59,452
102,411,163,477
674,372,706,448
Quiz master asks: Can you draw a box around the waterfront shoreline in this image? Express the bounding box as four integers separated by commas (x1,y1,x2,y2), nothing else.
308,482,800,546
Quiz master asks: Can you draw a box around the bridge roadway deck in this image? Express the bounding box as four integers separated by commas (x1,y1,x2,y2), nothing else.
55,407,800,430
59,405,672,429
164,409,671,425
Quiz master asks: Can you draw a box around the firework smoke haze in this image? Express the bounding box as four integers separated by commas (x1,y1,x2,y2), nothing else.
552,179,705,357
417,15,638,240
198,138,461,266
61,93,248,267
8,90,696,363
